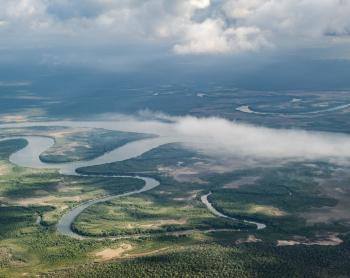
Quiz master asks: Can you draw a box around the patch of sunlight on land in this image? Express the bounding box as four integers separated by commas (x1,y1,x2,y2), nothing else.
15,195,82,207
127,247,172,259
277,234,343,246
95,244,133,261
55,182,82,193
0,108,45,123
223,176,259,189
247,204,286,217
235,235,262,244
0,163,11,176
126,219,188,229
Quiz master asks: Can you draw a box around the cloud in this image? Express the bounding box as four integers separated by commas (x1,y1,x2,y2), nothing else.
222,0,350,46
173,19,269,54
1,0,350,56
5,113,350,162
5,0,46,18
87,113,350,162
172,116,350,161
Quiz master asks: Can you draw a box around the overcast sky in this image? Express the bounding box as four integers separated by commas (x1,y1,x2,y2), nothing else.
1,1,350,73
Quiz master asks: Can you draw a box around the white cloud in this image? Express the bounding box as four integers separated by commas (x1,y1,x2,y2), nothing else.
174,19,232,54
222,0,350,43
0,0,350,55
173,116,350,160
88,113,350,162
6,0,45,18
174,20,269,54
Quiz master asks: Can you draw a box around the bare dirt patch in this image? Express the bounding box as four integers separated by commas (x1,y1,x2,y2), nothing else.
277,234,343,246
126,219,187,229
0,164,10,176
235,235,262,244
15,195,81,206
56,182,81,193
248,204,286,217
47,128,87,138
158,166,207,184
173,190,201,201
95,244,132,261
127,247,171,258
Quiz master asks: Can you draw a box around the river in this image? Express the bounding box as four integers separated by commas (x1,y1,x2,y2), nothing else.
1,121,266,238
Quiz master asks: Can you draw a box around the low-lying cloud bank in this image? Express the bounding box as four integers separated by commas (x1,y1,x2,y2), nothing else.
3,113,350,162
172,116,350,160
94,113,350,161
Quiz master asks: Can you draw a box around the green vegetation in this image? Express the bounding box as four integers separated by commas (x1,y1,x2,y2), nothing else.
0,139,144,226
0,139,59,201
77,143,207,175
75,144,247,236
48,237,350,278
0,206,53,239
78,144,346,238
1,133,350,277
73,195,244,237
206,162,347,236
0,126,154,163
40,128,154,163
0,139,146,276
0,139,27,158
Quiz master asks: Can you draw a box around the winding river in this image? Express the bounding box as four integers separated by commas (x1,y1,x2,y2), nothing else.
236,103,350,116
6,135,171,239
201,193,266,230
1,121,265,239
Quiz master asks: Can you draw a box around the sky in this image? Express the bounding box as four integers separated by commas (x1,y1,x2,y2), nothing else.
1,2,350,173
1,0,350,88
1,1,350,56
1,2,350,164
